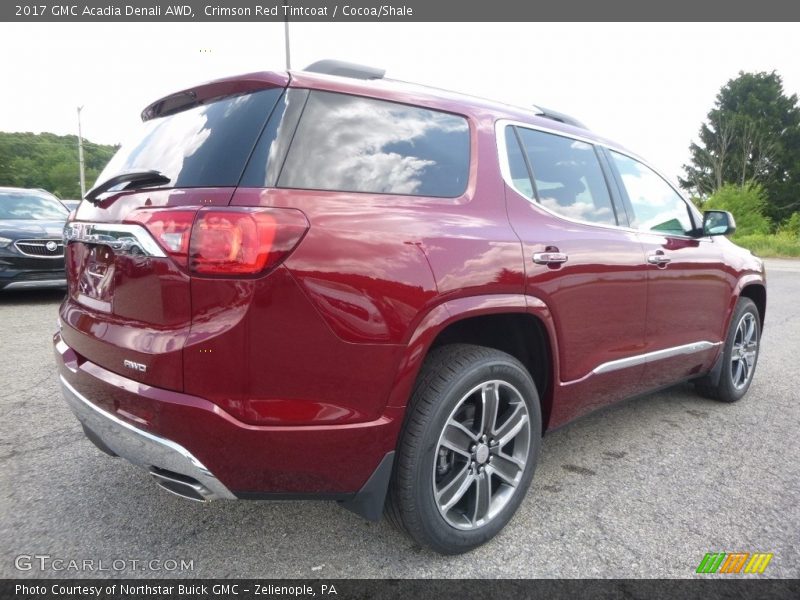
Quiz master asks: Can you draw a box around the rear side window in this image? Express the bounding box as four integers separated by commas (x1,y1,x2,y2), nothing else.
512,127,617,226
277,91,470,197
505,127,534,199
97,88,283,189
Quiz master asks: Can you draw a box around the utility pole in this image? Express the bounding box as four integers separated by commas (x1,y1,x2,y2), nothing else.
283,2,291,69
76,106,86,198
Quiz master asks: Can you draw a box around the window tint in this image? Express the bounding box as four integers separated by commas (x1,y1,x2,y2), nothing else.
97,88,283,189
514,128,616,226
610,151,693,236
0,192,69,220
278,91,470,197
504,127,534,199
240,89,308,188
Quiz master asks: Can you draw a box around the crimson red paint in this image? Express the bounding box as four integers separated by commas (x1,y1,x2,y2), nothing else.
55,67,765,507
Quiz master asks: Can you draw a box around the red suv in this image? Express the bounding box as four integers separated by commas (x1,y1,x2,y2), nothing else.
56,60,765,554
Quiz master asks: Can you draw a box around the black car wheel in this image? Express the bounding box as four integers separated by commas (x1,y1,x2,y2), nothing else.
695,297,761,403
386,344,541,554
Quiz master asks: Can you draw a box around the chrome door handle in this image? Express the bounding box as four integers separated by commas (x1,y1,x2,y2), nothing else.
647,253,671,265
533,252,568,265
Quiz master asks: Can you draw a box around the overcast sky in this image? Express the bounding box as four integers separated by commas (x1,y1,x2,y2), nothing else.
1,22,798,186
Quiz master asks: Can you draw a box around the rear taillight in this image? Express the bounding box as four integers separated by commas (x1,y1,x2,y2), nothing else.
125,208,196,268
124,207,308,276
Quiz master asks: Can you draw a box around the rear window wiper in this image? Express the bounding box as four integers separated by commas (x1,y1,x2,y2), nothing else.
85,170,170,204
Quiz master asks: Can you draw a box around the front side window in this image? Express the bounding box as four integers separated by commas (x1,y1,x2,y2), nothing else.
610,151,694,236
512,127,617,226
278,91,470,197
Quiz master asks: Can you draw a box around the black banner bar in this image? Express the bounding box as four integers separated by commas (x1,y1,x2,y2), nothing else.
3,579,800,600
2,0,800,22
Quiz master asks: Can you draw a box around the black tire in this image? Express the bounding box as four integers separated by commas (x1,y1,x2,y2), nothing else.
386,344,542,555
695,297,761,403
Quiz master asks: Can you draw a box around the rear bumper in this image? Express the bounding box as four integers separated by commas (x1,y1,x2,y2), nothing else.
55,334,403,500
60,374,235,500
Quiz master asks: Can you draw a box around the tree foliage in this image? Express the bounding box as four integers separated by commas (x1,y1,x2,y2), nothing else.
0,132,118,198
703,182,771,237
680,71,800,224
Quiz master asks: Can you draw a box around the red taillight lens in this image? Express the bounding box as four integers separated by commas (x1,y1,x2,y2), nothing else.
126,206,308,276
125,208,197,268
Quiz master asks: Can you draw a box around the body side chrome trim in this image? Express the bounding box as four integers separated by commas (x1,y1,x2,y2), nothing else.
59,375,235,500
592,341,722,376
64,222,166,257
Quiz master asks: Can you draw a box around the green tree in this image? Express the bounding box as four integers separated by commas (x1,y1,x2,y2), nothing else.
703,182,771,237
779,212,800,237
680,71,800,224
0,131,118,198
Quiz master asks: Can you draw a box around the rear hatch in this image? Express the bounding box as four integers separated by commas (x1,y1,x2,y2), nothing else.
60,73,287,391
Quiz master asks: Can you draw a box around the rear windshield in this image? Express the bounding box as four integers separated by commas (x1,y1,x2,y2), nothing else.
96,88,283,189
0,192,69,220
277,91,470,197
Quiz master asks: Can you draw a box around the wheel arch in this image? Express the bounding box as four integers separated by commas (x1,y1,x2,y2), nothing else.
739,281,766,328
386,294,559,433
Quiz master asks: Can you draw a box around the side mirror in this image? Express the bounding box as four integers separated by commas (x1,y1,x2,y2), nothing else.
703,210,736,236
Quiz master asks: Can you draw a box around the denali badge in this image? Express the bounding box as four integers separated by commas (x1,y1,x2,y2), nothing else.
123,359,147,373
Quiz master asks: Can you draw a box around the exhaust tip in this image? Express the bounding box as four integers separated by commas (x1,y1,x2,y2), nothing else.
149,467,213,502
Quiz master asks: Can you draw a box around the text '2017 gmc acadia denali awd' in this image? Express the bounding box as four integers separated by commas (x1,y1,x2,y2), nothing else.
55,60,765,554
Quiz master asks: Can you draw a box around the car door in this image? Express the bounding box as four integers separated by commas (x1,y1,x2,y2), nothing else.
500,123,650,426
604,149,732,389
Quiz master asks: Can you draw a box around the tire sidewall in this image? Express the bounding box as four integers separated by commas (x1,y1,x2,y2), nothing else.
409,355,541,554
720,299,761,402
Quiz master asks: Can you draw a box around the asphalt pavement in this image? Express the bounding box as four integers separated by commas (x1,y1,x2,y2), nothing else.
1,260,798,578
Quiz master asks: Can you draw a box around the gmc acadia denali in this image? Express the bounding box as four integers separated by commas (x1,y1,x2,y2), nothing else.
55,60,765,554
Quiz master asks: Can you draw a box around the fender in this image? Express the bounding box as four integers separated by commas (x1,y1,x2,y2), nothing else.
734,273,767,317
385,293,561,410
722,272,767,347
704,273,767,388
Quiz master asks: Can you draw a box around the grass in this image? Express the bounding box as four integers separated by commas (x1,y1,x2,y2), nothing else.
731,232,800,258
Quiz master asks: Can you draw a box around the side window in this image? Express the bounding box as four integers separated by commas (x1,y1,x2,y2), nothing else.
277,91,470,197
609,151,694,236
504,126,534,199
513,127,617,226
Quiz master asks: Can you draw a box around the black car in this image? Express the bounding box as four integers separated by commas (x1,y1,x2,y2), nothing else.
0,187,69,290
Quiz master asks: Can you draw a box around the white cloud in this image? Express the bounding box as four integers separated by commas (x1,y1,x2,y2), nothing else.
1,22,798,184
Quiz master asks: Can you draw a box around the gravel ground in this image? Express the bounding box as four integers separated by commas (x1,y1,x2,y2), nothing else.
1,259,798,578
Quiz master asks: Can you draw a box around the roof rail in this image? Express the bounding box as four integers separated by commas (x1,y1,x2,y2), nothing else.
303,59,385,80
531,104,588,130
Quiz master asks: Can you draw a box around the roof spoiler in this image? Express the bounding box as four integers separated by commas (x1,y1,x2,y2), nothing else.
304,59,385,80
532,105,588,130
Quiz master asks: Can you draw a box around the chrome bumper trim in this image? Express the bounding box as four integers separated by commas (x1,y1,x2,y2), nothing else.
60,375,235,500
4,279,66,290
64,222,166,257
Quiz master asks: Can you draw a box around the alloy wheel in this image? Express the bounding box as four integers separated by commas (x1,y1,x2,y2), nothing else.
731,312,758,390
432,380,531,530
